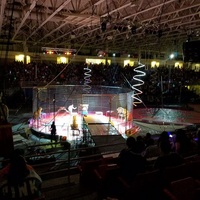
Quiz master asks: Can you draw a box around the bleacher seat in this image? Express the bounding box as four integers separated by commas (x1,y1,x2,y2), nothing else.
163,177,200,200
118,169,165,200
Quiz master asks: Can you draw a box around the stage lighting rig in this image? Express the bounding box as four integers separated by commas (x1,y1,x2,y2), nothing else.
41,47,76,55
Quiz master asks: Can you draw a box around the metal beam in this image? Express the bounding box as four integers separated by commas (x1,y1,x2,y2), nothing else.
101,2,132,17
123,0,177,20
45,2,132,45
12,0,38,40
0,0,7,35
25,0,72,41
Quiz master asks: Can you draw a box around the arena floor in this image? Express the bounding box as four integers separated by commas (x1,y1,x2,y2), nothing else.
10,104,200,147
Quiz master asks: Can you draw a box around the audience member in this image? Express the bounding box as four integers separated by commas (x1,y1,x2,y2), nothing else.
118,137,147,184
174,129,197,157
0,149,43,200
144,144,161,159
197,128,200,150
135,135,146,154
154,140,185,171
144,132,155,147
157,131,174,151
2,61,200,106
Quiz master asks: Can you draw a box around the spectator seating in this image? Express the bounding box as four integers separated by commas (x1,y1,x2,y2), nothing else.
94,163,120,199
163,177,200,200
77,156,118,188
118,169,165,200
162,163,190,185
187,159,200,180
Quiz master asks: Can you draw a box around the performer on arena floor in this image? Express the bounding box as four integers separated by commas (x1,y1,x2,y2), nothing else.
68,104,77,115
50,121,57,143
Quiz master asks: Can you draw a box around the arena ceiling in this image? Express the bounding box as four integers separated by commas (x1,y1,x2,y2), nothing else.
1,0,200,56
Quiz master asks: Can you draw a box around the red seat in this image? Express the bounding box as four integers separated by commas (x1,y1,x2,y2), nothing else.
118,169,164,200
162,164,190,184
94,164,120,199
77,159,102,187
163,177,200,200
187,159,200,180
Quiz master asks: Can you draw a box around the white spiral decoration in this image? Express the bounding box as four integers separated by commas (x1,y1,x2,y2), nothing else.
132,63,146,106
83,65,92,94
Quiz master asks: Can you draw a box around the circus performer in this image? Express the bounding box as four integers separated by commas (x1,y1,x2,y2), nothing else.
50,121,57,143
68,104,77,115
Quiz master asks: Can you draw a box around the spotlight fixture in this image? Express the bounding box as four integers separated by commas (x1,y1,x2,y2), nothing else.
169,53,175,59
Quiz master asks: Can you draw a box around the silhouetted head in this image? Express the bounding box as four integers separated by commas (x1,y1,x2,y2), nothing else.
126,137,136,149
160,141,171,154
146,132,152,138
175,129,187,142
159,131,170,142
8,149,29,185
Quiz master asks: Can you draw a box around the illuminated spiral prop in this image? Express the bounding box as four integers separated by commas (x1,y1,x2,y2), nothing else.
83,65,92,94
132,63,146,106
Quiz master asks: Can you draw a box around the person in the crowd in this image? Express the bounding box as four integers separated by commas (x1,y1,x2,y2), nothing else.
134,135,146,154
144,132,155,147
0,92,9,123
157,131,174,151
197,128,200,150
144,143,161,160
0,149,43,200
174,129,197,157
2,61,200,106
118,137,147,184
143,132,161,159
154,139,185,171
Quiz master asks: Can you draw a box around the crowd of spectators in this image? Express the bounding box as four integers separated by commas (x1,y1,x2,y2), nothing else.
0,61,200,199
114,129,200,199
0,61,200,107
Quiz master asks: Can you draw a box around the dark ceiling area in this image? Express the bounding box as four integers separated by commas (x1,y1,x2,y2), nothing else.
0,0,200,55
